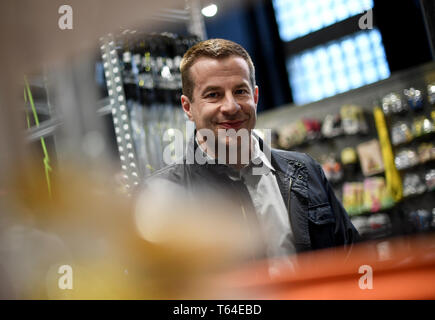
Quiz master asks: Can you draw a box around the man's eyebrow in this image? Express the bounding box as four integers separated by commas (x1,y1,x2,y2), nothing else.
201,86,221,95
233,83,250,89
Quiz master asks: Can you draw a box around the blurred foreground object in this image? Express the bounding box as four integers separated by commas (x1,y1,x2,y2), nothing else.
0,161,263,299
211,234,435,299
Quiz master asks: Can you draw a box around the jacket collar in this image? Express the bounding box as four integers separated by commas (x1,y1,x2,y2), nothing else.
185,129,274,172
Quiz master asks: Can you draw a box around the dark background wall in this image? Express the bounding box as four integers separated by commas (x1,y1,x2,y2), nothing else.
204,0,291,112
204,0,434,111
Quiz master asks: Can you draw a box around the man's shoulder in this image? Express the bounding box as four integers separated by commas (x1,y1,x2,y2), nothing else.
271,148,319,168
145,163,186,184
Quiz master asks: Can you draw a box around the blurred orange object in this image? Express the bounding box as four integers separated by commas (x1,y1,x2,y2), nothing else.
212,235,435,300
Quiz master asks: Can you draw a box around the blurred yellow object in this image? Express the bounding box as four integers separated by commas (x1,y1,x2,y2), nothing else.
0,160,262,299
373,107,402,202
341,147,357,165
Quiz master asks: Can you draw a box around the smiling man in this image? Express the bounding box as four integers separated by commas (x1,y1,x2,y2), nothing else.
180,41,258,168
145,39,360,270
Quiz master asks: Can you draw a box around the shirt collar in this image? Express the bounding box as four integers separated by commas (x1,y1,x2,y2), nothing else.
195,133,275,173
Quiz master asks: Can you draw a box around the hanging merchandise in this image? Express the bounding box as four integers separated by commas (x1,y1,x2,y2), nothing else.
363,177,395,213
111,32,199,176
278,121,307,149
382,92,407,115
391,121,413,146
407,209,433,232
425,169,435,191
320,153,343,184
428,82,435,106
129,102,152,176
342,182,364,216
373,107,403,202
321,114,343,138
402,173,427,197
403,87,424,112
411,116,434,137
418,142,435,163
340,104,368,135
394,148,419,170
356,139,385,176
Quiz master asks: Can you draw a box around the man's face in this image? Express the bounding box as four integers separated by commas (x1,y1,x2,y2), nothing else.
181,56,258,148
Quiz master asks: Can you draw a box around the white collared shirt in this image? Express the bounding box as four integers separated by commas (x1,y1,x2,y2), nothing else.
197,135,296,275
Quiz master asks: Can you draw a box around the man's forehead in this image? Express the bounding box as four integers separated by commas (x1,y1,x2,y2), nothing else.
190,55,249,72
189,56,251,88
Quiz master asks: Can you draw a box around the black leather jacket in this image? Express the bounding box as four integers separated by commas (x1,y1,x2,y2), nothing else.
145,137,360,253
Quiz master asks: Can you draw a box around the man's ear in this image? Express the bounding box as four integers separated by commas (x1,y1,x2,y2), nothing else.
181,95,194,121
253,86,259,106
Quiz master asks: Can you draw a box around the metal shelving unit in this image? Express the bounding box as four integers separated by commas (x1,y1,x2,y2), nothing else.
100,33,141,190
22,0,206,192
99,0,206,190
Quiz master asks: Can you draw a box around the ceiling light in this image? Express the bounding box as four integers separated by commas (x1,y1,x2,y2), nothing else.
201,4,217,17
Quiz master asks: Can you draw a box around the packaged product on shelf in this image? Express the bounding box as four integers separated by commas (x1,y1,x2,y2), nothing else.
417,142,435,163
367,213,392,236
301,118,322,141
403,87,424,112
394,148,419,170
340,104,368,135
363,177,395,213
320,153,343,184
270,129,280,149
391,121,413,146
402,173,427,197
382,92,407,115
342,182,364,215
122,50,139,102
278,121,307,149
357,139,385,176
425,169,435,191
411,116,434,137
341,147,359,177
321,114,343,138
428,82,435,106
350,216,370,237
407,209,433,232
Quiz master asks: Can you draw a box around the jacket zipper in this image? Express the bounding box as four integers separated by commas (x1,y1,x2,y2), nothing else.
287,177,293,214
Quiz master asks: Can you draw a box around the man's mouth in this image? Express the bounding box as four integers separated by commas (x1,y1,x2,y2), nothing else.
218,120,247,129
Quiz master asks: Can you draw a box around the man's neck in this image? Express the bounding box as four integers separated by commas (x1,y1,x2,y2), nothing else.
196,132,254,170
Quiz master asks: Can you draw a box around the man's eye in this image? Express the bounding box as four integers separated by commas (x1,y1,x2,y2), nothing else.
206,92,218,98
235,89,249,95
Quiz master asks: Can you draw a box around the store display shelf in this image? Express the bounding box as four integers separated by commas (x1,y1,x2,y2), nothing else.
26,117,62,142
24,102,51,116
392,131,435,148
285,132,370,150
397,158,435,172
333,170,386,186
403,188,435,200
25,97,110,142
348,205,396,218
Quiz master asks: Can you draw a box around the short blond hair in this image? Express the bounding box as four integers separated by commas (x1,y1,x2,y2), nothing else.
180,38,256,101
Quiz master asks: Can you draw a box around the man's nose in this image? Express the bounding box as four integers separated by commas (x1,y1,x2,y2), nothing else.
220,93,241,115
